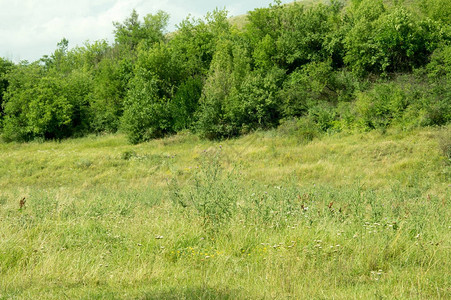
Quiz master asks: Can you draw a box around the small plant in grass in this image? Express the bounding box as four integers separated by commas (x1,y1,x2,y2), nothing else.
437,126,451,163
75,158,93,169
121,150,136,160
278,117,321,142
169,150,238,231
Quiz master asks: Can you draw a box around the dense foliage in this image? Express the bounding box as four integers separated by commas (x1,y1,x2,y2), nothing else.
0,0,450,143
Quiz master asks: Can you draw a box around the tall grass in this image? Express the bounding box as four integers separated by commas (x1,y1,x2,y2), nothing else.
0,127,449,299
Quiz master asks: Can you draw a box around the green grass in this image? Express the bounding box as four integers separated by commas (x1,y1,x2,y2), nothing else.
0,127,450,299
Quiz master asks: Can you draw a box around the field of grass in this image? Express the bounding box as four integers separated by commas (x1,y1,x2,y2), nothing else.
0,127,450,299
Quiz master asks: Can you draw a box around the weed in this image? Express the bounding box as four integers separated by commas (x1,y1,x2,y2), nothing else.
75,158,93,169
437,126,451,163
121,150,137,160
170,150,238,231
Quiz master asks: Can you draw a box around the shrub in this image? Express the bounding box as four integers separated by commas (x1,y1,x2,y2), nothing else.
419,45,451,126
121,71,173,144
281,61,333,118
2,64,92,142
0,58,13,127
307,104,337,132
355,82,409,130
278,116,322,142
170,76,203,131
226,67,285,132
195,38,235,139
90,56,132,133
333,101,357,132
344,2,442,75
426,44,451,79
419,87,451,127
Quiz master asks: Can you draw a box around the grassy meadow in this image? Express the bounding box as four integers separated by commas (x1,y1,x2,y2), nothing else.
0,127,450,299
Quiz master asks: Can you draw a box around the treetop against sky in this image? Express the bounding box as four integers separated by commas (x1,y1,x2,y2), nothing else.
0,0,292,62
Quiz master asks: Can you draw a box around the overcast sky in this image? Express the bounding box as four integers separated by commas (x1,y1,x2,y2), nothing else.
0,0,293,62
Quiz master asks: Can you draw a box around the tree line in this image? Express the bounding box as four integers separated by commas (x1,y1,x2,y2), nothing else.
0,0,450,143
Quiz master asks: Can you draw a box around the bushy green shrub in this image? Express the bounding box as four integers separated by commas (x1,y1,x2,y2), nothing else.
419,0,451,25
307,104,337,132
328,69,362,103
90,56,132,133
281,61,333,117
333,101,357,132
0,58,13,127
355,82,409,130
399,48,451,128
226,67,285,131
278,117,322,142
2,63,92,142
121,71,173,144
417,87,451,127
344,1,442,75
426,44,451,78
170,76,203,131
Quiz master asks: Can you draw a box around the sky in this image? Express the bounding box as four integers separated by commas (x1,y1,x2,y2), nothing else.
0,0,293,62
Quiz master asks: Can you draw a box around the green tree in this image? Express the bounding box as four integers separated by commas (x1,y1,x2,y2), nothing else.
422,45,451,126
113,10,169,51
2,63,69,141
419,0,451,25
121,9,232,142
2,39,94,141
88,10,170,134
121,70,173,144
197,35,283,138
275,2,342,71
344,1,443,75
0,57,13,126
196,38,236,139
170,76,203,131
90,54,132,132
170,9,230,78
280,61,334,117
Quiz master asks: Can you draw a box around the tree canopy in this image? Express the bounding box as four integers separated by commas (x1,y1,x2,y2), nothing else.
1,0,450,143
